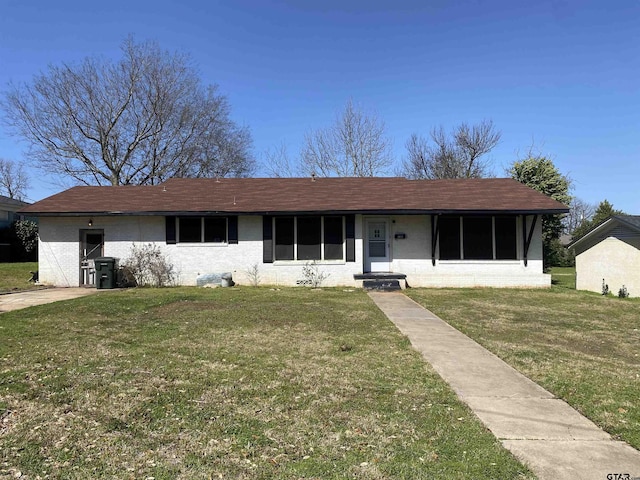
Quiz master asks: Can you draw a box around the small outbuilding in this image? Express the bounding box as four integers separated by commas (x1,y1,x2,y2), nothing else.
570,215,640,297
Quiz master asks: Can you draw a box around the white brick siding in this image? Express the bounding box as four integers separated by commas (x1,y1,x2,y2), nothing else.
37,213,548,288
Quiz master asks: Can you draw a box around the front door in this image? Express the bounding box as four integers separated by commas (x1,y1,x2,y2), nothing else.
80,230,104,286
365,219,390,272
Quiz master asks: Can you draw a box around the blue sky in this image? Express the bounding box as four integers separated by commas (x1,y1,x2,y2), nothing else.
0,0,638,212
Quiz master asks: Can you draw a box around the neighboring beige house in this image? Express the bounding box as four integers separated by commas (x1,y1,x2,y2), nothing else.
570,215,640,298
19,177,568,289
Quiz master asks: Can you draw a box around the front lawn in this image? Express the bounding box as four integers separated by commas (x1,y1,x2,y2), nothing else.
0,287,533,479
405,287,640,451
549,266,576,289
0,262,39,293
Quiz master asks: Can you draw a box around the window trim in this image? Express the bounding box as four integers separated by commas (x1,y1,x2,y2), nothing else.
176,216,229,244
273,215,346,263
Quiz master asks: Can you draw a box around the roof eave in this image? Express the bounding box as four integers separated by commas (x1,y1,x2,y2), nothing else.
26,208,569,217
569,215,640,250
568,217,615,249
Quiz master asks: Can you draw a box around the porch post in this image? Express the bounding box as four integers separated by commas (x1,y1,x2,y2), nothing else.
431,215,439,266
522,214,538,267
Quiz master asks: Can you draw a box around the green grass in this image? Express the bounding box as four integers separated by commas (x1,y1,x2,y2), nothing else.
0,262,40,293
405,287,640,451
0,287,533,479
549,266,576,289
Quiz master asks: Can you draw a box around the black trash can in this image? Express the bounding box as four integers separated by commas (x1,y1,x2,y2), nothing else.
94,257,117,289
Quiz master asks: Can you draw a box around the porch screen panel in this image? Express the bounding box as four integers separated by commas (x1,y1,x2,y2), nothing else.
495,216,517,259
324,216,344,260
275,217,294,260
204,217,227,243
179,217,201,243
439,216,461,260
463,217,493,259
297,216,321,260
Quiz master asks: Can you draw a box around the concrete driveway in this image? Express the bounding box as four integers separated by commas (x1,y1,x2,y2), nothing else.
0,288,100,313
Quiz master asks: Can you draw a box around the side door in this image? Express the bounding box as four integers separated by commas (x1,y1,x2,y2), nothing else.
80,230,104,286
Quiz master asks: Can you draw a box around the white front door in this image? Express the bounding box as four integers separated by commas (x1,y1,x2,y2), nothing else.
366,219,390,272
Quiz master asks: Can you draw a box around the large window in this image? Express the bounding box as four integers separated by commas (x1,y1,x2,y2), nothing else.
273,216,344,261
438,215,518,260
178,217,228,243
324,216,344,260
297,216,321,260
275,217,295,260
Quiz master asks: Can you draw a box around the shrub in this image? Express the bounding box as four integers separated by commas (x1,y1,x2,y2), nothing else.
245,263,261,287
301,261,329,288
121,243,175,287
13,220,38,253
618,285,629,298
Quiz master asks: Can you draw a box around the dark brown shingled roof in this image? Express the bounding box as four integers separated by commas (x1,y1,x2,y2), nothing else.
20,177,568,216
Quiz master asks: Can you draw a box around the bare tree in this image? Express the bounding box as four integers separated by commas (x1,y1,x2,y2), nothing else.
0,158,28,200
262,142,301,177
402,120,501,179
563,197,596,235
300,99,392,177
1,37,254,186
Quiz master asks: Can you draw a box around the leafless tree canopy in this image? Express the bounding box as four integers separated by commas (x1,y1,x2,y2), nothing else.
1,37,254,186
300,99,392,177
402,120,501,179
563,197,596,235
0,158,28,200
262,142,302,178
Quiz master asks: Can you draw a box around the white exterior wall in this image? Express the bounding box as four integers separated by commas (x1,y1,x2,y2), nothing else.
576,237,640,297
37,215,364,287
38,216,167,287
38,213,549,288
170,215,364,287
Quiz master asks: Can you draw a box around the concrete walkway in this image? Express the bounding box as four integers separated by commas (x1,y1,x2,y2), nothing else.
369,291,640,480
0,288,99,313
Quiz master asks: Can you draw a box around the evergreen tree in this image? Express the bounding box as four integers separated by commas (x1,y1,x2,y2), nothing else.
508,156,572,268
571,200,624,239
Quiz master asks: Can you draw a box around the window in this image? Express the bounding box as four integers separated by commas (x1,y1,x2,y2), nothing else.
178,217,228,243
297,216,321,260
324,216,344,260
275,217,294,260
204,218,227,243
438,215,518,260
273,216,344,261
179,217,202,243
